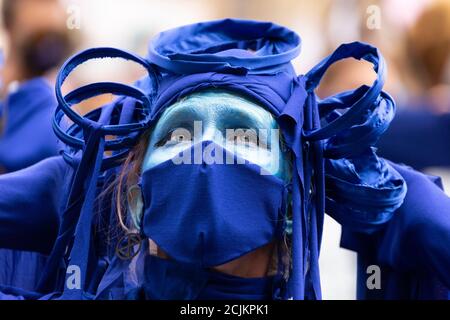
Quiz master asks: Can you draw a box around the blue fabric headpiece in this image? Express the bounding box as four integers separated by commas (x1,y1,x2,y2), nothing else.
148,19,301,74
44,19,406,300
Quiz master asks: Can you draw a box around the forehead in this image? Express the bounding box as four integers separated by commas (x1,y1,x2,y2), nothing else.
154,90,278,129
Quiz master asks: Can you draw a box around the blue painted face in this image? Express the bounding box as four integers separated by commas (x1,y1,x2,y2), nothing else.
142,90,291,180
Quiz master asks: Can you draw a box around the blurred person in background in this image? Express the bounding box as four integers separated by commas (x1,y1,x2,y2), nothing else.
0,0,73,174
377,0,450,170
299,0,450,299
0,0,74,291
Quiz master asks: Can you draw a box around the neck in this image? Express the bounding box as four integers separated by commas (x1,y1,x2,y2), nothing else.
156,242,276,278
212,242,275,278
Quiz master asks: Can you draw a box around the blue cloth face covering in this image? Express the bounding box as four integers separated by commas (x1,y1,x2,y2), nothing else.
141,142,288,267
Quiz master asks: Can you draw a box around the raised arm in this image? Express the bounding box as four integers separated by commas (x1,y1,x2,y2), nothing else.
0,156,67,254
378,162,450,288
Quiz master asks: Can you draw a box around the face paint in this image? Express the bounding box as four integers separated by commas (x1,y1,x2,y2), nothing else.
134,90,290,269
143,90,290,180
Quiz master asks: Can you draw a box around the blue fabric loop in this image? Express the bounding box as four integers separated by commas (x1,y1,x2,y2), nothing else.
303,42,386,142
322,90,396,159
53,82,151,170
55,47,157,131
57,47,157,94
286,41,404,298
53,47,159,171
56,82,151,132
39,47,159,295
53,82,151,146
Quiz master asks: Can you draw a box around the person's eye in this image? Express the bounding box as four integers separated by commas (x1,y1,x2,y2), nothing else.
226,129,266,148
155,128,192,147
235,135,257,146
169,130,191,144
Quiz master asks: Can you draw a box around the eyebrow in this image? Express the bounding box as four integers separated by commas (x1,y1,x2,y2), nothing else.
154,105,204,136
217,104,272,130
153,97,277,138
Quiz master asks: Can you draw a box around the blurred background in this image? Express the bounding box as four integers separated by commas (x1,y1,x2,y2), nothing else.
0,0,448,299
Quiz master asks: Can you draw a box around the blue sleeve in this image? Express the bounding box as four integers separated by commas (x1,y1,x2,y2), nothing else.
378,162,450,288
0,78,60,173
377,111,450,170
0,156,67,254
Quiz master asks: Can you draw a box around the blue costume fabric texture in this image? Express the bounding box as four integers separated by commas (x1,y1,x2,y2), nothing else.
0,77,59,172
341,163,450,299
0,77,60,291
0,19,447,300
377,109,450,170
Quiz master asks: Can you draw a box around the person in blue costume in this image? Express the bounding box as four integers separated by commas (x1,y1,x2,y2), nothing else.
0,19,448,300
376,1,450,171
0,0,73,291
0,0,72,172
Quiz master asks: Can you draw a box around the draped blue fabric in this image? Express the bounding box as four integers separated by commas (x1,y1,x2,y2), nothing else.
0,77,59,172
0,19,447,300
341,163,450,299
136,255,278,300
0,157,68,294
0,157,66,253
377,109,450,170
148,19,301,75
0,78,60,291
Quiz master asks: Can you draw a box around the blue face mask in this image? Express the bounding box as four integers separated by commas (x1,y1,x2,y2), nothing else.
140,141,289,268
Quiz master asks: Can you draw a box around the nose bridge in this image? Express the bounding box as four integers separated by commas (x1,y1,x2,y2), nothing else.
199,119,223,145
202,125,216,141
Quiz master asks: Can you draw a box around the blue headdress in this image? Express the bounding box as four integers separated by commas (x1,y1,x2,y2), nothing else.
43,19,405,300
